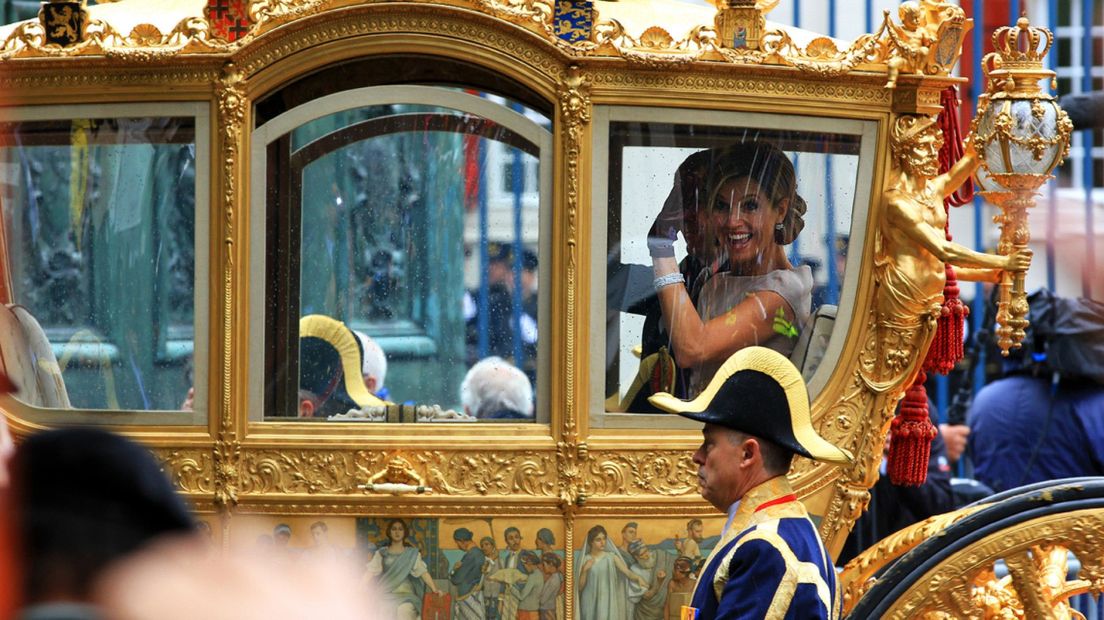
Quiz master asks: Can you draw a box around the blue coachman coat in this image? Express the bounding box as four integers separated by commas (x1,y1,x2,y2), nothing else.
688,477,841,620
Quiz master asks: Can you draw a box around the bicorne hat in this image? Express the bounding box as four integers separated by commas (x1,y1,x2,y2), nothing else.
648,347,851,465
299,314,385,410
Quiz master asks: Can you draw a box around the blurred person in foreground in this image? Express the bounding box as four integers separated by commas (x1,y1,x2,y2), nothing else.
11,426,391,620
649,347,851,619
11,427,196,619
1,410,19,619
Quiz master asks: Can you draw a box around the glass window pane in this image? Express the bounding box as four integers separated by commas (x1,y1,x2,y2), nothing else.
261,89,549,423
0,116,197,413
604,120,865,414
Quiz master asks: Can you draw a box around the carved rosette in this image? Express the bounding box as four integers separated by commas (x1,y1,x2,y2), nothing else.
213,438,241,506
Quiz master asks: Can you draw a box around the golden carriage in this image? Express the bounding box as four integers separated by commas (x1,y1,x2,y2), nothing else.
1,0,1099,617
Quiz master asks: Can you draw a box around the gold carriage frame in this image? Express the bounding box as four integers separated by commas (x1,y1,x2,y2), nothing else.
0,1,974,614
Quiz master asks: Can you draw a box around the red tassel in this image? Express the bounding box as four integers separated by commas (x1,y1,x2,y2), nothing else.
939,86,973,208
887,373,937,487
924,263,970,375
921,86,972,376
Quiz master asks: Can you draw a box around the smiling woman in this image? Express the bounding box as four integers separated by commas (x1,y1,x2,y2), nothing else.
600,111,874,418
649,142,810,395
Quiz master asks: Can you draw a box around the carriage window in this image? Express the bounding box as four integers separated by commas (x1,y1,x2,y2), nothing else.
0,110,206,420
597,111,876,421
254,85,551,422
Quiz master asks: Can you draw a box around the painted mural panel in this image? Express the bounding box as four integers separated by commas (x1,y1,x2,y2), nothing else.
573,517,724,620
231,515,565,620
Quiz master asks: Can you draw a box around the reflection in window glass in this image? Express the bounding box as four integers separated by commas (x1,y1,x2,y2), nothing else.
0,117,196,411
263,93,548,421
605,123,860,413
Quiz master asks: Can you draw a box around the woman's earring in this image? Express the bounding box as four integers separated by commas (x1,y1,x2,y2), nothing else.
774,222,785,244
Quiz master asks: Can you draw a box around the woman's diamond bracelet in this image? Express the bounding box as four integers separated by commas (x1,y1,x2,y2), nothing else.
653,272,685,291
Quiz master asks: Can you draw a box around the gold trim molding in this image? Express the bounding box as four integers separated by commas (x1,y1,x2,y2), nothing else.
231,448,560,497
555,63,590,511
214,62,246,509
0,0,966,91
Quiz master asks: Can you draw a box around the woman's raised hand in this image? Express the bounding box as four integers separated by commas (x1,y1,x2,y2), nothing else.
648,172,688,258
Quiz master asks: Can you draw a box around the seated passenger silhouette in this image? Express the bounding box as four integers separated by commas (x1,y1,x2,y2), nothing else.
460,356,533,420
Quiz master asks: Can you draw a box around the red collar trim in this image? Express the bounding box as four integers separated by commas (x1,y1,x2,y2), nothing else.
754,494,796,513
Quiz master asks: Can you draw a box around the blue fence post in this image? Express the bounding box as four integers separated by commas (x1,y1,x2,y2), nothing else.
1046,0,1059,292
970,0,988,402
1080,0,1096,299
825,0,839,306
510,103,525,366
477,137,490,360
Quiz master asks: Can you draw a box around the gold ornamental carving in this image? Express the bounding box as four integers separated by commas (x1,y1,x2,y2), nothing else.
586,69,890,108
236,449,559,498
155,447,216,496
798,361,880,551
838,505,985,614
582,450,697,498
879,0,971,89
0,65,219,94
555,63,590,511
885,509,1104,619
867,114,1029,393
248,0,328,26
1,0,968,93
213,63,247,509
472,0,554,33
1,13,217,60
234,7,564,85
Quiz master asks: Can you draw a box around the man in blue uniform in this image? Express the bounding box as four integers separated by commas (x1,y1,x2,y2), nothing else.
650,347,852,619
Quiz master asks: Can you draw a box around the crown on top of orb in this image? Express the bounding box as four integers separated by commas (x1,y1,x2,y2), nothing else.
991,17,1053,66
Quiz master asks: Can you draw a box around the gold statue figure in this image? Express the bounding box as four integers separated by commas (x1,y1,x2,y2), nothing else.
883,0,968,89
868,115,1031,386
884,2,932,89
